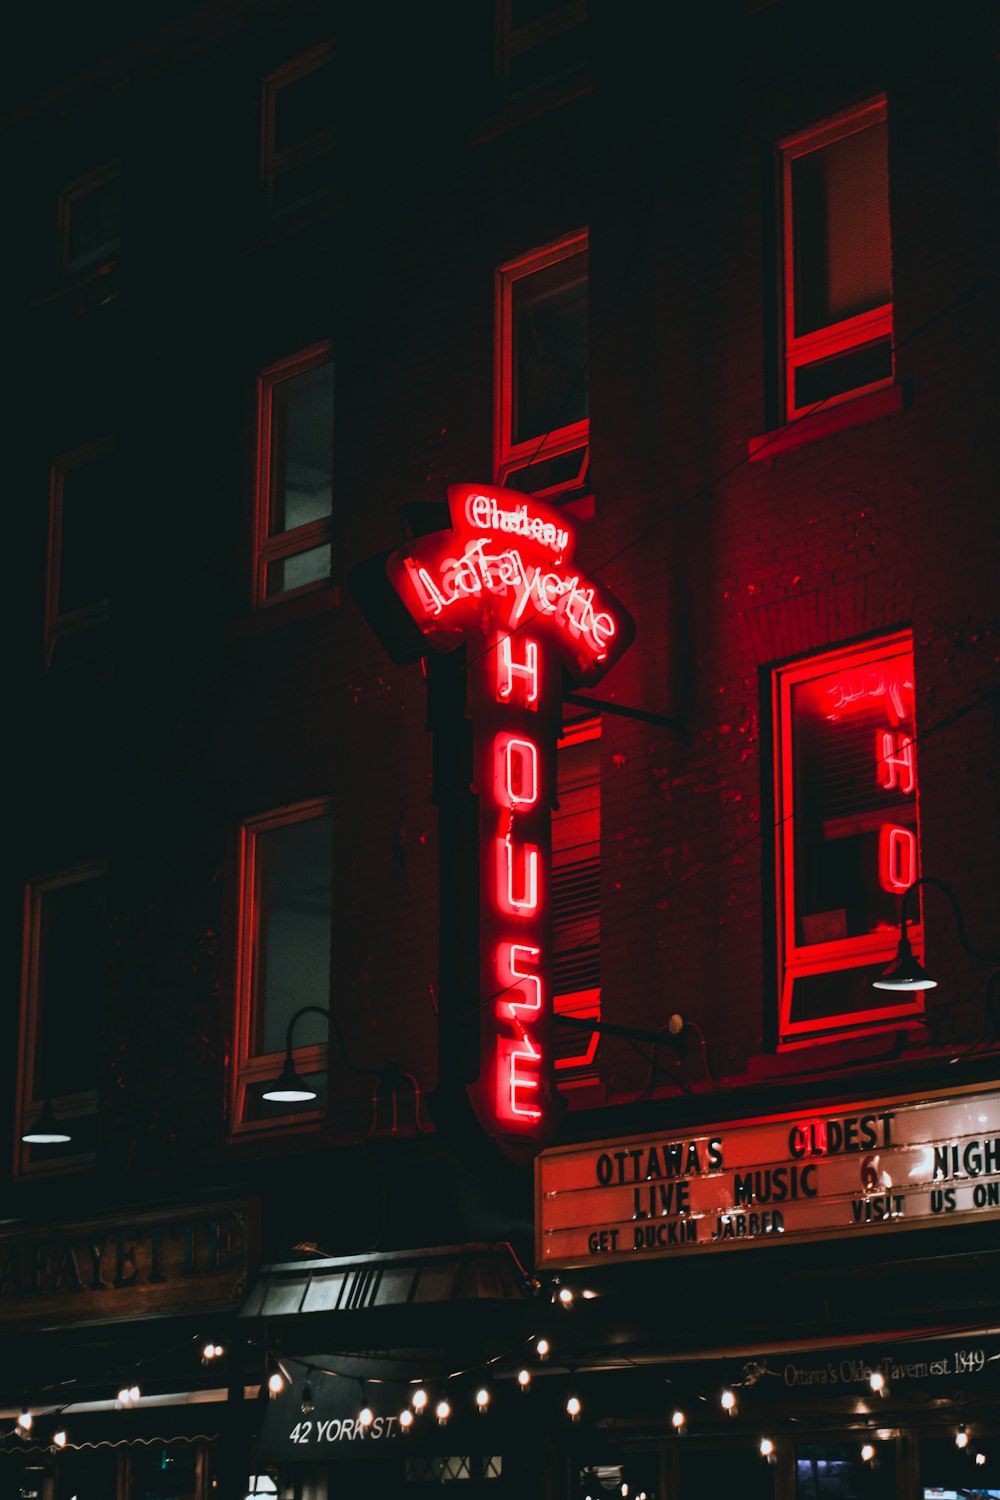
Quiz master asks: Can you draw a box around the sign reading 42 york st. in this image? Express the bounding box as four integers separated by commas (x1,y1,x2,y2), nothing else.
536,1085,1000,1268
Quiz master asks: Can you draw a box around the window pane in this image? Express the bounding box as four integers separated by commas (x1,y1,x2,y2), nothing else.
792,118,890,335
269,362,334,537
508,21,587,95
510,0,573,27
58,451,114,616
795,1440,894,1499
269,150,336,216
253,814,333,1056
34,875,106,1100
65,174,120,267
274,60,335,154
679,1446,774,1499
128,1445,200,1499
512,251,588,445
789,647,917,947
264,542,332,598
52,1441,119,1497
793,336,892,408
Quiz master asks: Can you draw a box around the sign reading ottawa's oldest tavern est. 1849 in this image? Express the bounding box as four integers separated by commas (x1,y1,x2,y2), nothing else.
536,1086,1000,1268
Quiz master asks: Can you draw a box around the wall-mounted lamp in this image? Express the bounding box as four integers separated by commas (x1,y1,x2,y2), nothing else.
21,1099,72,1145
262,1007,427,1134
873,877,999,993
261,1007,382,1103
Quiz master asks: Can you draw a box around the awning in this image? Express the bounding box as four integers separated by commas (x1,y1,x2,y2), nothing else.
239,1242,536,1374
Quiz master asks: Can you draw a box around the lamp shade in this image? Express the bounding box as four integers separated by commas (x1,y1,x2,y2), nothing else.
873,926,937,991
261,1054,318,1103
21,1099,72,1145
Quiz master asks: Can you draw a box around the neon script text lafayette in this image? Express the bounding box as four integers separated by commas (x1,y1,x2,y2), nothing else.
404,540,616,660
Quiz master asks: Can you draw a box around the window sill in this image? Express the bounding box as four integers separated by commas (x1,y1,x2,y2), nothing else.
748,382,906,462
225,584,340,642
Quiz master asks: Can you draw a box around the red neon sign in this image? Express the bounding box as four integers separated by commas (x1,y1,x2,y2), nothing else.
387,485,633,1153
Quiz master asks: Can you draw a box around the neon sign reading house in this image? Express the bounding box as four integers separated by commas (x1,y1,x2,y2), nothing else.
387,485,634,1153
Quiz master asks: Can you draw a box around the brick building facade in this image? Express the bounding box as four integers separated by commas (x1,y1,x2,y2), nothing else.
2,2,998,1497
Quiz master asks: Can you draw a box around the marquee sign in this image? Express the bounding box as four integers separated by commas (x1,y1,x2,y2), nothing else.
386,484,633,1157
536,1084,1000,1266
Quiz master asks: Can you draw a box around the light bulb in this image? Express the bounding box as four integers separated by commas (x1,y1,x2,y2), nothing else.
956,1426,969,1450
517,1369,531,1390
203,1342,217,1362
399,1410,414,1430
671,1409,685,1431
129,1386,141,1404
117,1388,130,1406
17,1410,32,1432
861,1444,875,1463
566,1395,581,1420
358,1407,373,1428
760,1437,774,1458
869,1371,886,1393
536,1338,550,1358
976,1453,986,1467
52,1430,67,1449
558,1287,574,1306
721,1389,736,1413
214,1344,224,1358
475,1389,490,1411
412,1389,428,1412
621,1483,628,1496
268,1373,284,1395
435,1399,450,1426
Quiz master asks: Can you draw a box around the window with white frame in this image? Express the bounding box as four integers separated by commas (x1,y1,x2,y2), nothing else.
553,717,601,1076
261,43,336,219
17,863,106,1174
772,633,925,1046
495,231,588,499
45,438,114,659
496,0,587,108
780,96,892,420
254,343,334,606
58,165,120,275
233,799,333,1128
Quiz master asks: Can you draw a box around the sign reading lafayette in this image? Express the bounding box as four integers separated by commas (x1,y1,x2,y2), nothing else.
0,1201,254,1327
536,1086,1000,1267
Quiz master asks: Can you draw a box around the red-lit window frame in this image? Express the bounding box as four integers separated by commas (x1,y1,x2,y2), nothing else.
15,863,104,1178
231,798,331,1134
260,42,335,220
495,231,589,500
553,716,601,1075
252,341,334,609
44,437,113,665
780,96,892,422
773,634,924,1048
496,0,587,106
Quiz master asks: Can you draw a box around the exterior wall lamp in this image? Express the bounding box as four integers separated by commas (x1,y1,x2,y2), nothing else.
21,1097,72,1145
873,877,1000,992
261,1006,382,1102
261,1006,428,1133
